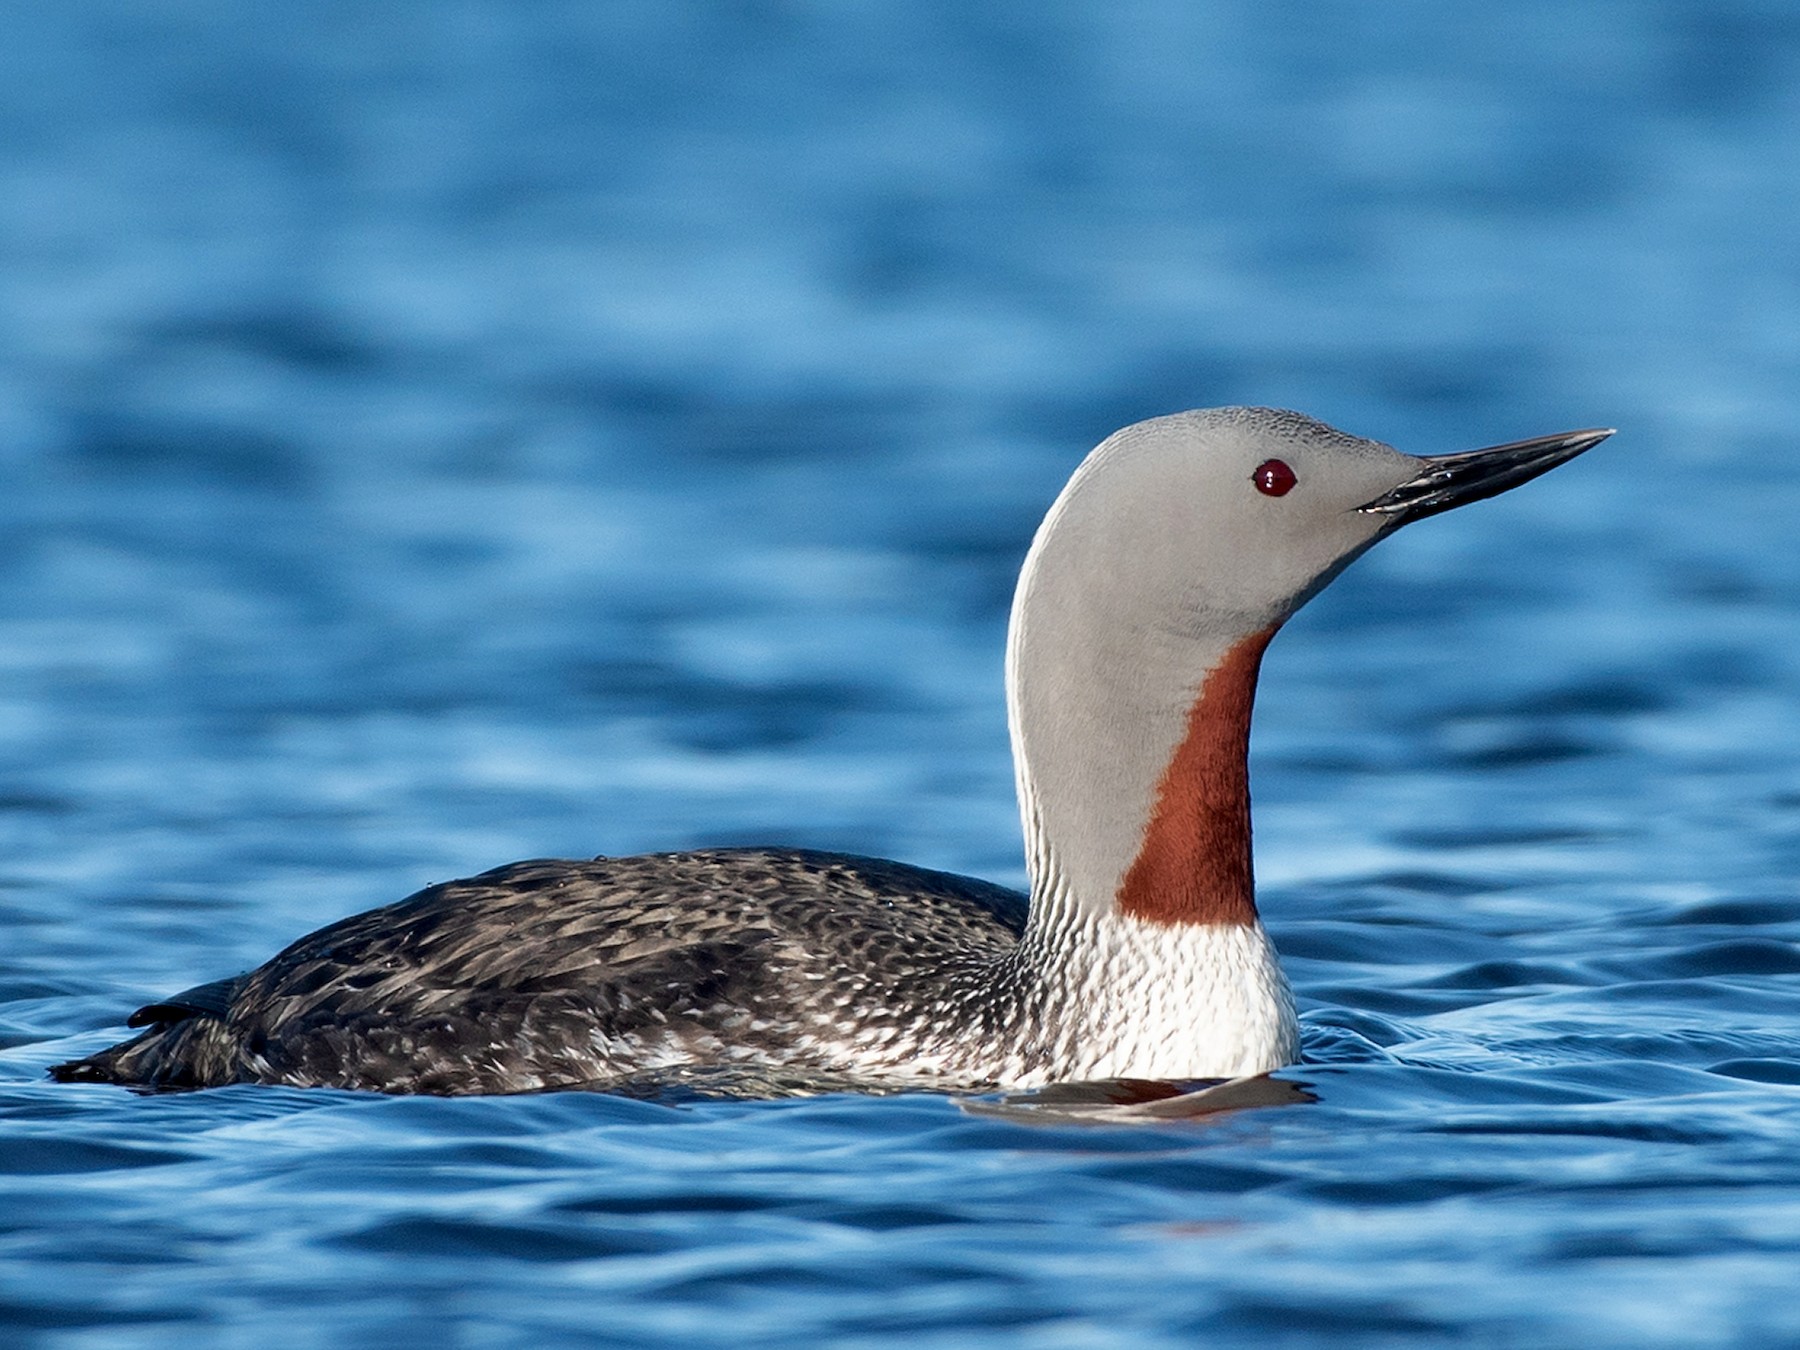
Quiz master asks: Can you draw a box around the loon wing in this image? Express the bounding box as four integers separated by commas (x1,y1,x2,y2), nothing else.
55,848,1028,1094
126,976,246,1028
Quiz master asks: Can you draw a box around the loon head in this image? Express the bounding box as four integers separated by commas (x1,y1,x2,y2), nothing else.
1005,406,1611,928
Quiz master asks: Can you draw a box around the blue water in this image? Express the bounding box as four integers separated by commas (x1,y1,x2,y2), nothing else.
5,2,1800,1344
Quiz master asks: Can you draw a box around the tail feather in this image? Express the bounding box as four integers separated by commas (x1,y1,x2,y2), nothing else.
49,977,246,1089
125,976,243,1028
47,1052,127,1084
50,1029,179,1087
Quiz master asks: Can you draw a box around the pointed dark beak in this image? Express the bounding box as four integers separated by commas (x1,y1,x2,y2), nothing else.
1359,427,1614,525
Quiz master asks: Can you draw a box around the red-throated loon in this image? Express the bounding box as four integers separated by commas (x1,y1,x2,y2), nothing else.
52,408,1610,1096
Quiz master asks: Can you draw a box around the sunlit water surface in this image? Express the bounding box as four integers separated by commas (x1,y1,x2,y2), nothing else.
5,4,1800,1346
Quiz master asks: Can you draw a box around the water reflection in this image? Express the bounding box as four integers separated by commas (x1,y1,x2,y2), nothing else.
964,1073,1317,1124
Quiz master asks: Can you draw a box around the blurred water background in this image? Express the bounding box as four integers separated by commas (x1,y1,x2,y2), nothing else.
4,2,1800,1345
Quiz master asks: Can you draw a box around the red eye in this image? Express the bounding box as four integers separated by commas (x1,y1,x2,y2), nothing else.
1253,459,1297,497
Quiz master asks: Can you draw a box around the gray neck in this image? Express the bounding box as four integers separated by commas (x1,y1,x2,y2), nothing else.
1004,461,1272,927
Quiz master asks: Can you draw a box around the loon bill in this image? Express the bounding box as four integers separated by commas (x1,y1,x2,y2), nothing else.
52,408,1611,1096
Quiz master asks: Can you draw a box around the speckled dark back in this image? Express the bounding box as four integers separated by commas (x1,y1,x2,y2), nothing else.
55,849,1029,1094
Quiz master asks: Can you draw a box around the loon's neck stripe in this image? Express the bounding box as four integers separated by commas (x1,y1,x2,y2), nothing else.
1115,627,1273,927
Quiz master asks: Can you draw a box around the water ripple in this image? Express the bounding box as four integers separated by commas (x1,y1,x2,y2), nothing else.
7,2,1800,1346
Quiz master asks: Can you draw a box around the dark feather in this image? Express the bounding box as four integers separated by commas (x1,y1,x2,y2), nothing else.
126,976,245,1027
50,848,1029,1095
